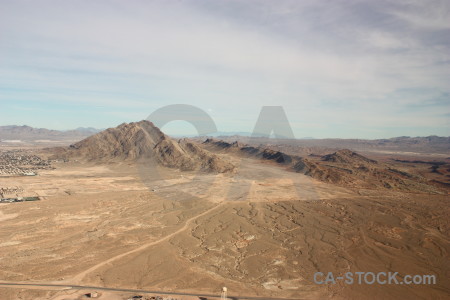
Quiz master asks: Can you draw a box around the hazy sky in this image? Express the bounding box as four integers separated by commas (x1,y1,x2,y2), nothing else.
1,0,449,138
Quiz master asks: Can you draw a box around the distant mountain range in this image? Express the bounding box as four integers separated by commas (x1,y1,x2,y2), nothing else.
212,135,450,156
0,125,315,141
1,124,448,155
171,131,315,139
0,125,101,141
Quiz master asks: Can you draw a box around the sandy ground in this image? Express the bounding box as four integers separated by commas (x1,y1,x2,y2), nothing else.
0,152,449,299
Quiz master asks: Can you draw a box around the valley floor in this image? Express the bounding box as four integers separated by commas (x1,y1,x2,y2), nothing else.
0,155,449,299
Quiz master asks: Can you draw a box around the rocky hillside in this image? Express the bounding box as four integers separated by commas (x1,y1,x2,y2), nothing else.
200,135,450,155
202,139,445,193
59,121,235,173
321,149,377,164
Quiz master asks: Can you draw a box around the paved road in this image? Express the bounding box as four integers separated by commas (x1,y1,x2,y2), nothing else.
0,281,303,300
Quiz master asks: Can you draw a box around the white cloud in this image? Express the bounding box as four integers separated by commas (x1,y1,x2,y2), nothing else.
0,0,449,137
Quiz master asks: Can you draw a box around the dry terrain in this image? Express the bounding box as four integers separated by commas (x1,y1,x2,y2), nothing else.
0,122,449,300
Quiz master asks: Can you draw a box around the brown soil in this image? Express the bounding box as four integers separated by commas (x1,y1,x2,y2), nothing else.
0,127,448,300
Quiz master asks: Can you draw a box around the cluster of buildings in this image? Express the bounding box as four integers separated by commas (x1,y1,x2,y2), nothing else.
0,185,39,204
0,150,53,176
125,296,186,300
86,292,199,300
0,196,40,203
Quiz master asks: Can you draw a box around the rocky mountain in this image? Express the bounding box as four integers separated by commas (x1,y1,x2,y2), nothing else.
61,121,235,173
321,149,377,165
202,138,444,193
200,135,450,155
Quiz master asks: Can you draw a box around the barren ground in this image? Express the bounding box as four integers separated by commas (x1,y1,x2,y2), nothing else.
0,149,449,299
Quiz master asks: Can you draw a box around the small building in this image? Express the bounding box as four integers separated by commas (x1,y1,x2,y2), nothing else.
85,291,99,298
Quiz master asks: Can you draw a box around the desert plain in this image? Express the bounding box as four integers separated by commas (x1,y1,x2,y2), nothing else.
0,122,449,300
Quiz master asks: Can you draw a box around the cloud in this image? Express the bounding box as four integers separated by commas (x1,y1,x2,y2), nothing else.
0,0,449,137
388,0,450,30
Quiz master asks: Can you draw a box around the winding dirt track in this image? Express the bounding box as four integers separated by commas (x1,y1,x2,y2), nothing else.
68,202,226,283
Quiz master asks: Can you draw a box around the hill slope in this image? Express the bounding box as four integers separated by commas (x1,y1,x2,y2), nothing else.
63,121,235,173
202,139,444,193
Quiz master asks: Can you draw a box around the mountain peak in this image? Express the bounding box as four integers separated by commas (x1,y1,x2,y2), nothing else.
65,120,235,173
321,149,377,164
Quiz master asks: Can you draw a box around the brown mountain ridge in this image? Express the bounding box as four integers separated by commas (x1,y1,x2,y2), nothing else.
202,138,445,193
55,121,235,173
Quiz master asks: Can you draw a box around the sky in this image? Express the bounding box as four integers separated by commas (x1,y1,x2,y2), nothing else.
0,0,449,138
